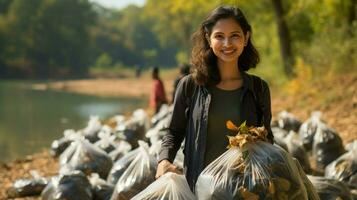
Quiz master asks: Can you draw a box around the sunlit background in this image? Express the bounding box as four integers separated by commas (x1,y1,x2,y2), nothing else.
0,0,356,162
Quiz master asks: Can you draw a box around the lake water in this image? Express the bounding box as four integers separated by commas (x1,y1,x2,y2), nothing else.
0,80,146,163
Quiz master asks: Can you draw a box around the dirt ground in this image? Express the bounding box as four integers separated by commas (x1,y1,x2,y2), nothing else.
1,72,356,199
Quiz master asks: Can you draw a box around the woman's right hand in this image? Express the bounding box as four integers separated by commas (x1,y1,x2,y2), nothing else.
155,159,182,179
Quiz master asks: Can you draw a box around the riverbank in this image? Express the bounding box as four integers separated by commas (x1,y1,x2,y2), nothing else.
1,70,356,199
31,68,178,100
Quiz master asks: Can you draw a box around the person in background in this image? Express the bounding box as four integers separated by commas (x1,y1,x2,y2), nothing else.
155,5,274,190
172,63,191,102
135,64,142,78
150,66,168,113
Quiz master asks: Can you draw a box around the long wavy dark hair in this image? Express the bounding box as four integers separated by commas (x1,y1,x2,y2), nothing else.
191,5,260,86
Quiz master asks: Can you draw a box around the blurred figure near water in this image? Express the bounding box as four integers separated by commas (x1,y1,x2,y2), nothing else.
172,63,191,102
150,66,168,114
135,64,142,78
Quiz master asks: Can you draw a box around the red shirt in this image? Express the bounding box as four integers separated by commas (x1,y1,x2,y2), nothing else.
150,79,167,110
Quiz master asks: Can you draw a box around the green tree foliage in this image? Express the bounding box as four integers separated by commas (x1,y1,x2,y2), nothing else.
0,0,355,79
0,0,11,14
95,53,112,68
285,0,357,74
1,0,95,78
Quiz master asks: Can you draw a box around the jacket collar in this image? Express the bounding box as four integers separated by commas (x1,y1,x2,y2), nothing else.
241,71,255,92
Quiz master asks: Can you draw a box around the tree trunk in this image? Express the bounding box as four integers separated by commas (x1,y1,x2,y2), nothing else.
271,0,294,77
348,0,356,24
347,0,356,36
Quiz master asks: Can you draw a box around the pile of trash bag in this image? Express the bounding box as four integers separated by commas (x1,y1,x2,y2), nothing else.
14,107,357,200
131,172,195,200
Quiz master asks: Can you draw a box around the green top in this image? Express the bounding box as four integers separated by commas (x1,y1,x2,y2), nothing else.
203,86,243,168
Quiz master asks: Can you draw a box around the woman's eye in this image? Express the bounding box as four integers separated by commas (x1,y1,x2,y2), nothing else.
214,35,224,39
232,34,240,38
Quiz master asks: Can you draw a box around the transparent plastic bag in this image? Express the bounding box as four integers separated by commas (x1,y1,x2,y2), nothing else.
149,139,184,171
41,170,92,200
299,111,322,151
272,127,289,151
277,110,302,132
150,104,172,126
50,129,79,157
294,159,320,200
346,140,357,152
95,126,117,153
196,141,311,200
312,122,345,170
308,175,352,200
108,140,132,162
146,114,172,144
132,172,196,200
285,131,311,173
110,141,157,200
89,173,114,200
107,115,126,130
7,170,48,198
351,189,357,200
59,137,113,179
325,142,357,189
107,148,140,185
116,109,150,148
81,115,102,143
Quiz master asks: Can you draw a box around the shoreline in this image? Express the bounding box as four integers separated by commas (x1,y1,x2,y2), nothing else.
32,78,174,99
31,69,179,100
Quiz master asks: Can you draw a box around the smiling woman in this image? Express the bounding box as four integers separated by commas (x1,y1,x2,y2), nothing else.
156,5,273,191
89,0,146,9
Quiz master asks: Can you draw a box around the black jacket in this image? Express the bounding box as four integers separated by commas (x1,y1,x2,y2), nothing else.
159,72,273,190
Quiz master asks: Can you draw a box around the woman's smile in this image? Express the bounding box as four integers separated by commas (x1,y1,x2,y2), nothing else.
221,49,236,55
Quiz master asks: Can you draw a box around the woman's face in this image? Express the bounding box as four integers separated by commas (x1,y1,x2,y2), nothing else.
208,17,249,64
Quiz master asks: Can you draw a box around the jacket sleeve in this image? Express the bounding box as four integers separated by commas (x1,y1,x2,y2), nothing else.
261,80,274,142
158,75,191,163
